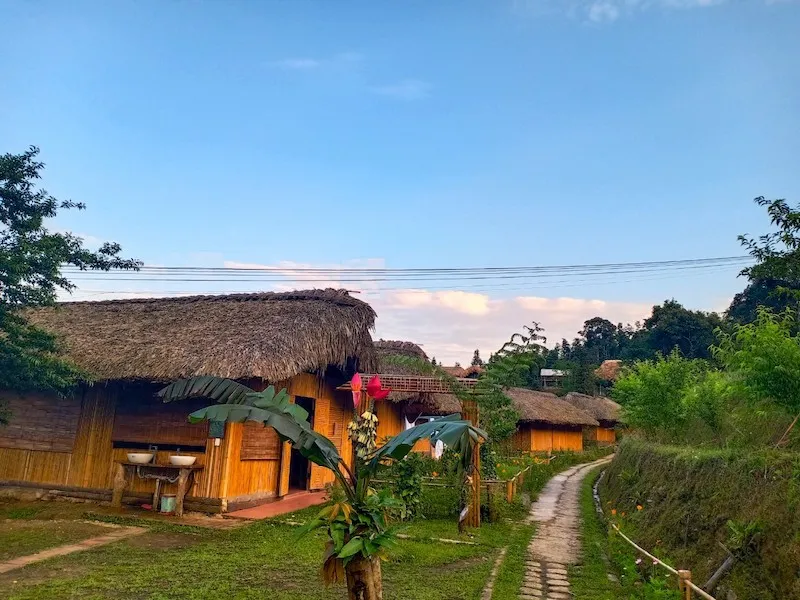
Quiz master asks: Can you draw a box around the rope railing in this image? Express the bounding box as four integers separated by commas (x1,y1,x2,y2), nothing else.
610,523,717,600
593,470,717,600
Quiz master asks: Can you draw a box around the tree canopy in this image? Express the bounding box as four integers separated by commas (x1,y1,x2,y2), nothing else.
0,147,139,421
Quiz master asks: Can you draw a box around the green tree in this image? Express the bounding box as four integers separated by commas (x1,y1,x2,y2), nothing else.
739,196,800,289
160,378,485,600
471,349,483,367
713,308,800,445
643,300,722,360
579,317,620,363
613,350,705,438
1,147,139,422
727,278,799,325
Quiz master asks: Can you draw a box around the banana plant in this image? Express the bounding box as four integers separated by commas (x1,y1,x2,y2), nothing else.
159,376,487,600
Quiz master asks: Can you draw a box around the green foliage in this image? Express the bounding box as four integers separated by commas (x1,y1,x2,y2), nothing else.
390,453,424,520
0,147,140,421
713,308,800,417
643,299,722,360
727,278,800,326
613,350,708,436
601,441,800,600
739,196,800,288
301,489,402,581
470,349,483,367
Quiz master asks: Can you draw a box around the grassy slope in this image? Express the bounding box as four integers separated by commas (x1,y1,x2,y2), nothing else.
601,440,800,600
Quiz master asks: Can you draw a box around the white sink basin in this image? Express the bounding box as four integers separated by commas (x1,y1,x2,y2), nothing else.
169,455,197,466
127,452,154,464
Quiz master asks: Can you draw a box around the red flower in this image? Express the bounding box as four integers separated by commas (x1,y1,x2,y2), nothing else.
351,373,363,409
366,375,391,400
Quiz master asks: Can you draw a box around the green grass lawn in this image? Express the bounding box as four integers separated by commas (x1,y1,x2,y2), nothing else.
0,504,509,600
0,520,113,562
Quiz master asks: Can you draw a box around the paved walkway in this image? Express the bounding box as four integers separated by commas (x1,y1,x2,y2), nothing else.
519,456,613,600
0,523,145,574
226,490,328,520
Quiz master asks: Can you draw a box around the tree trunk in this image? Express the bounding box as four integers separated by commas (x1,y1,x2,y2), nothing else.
345,556,383,600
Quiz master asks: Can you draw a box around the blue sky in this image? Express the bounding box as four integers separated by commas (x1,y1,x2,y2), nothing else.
2,0,799,361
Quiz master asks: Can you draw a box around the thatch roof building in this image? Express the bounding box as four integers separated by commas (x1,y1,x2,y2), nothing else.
505,387,598,452
563,392,621,427
26,289,377,382
595,359,622,382
504,388,598,427
3,289,379,512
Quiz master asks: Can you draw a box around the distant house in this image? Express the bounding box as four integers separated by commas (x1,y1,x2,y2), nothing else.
463,365,484,379
0,290,376,512
595,360,622,382
505,388,598,452
440,365,468,378
563,392,621,445
539,368,568,389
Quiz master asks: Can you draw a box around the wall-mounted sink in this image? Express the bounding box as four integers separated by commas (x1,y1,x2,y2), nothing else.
127,452,154,464
169,455,196,466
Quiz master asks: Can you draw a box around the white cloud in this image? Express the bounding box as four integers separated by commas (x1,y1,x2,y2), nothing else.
269,52,363,71
370,79,431,101
271,58,322,70
371,290,652,363
588,1,621,21
514,0,747,22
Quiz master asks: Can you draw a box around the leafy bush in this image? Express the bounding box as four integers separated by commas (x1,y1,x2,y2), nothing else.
391,453,424,520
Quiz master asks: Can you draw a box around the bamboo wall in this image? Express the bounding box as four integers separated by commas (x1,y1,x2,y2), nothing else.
0,386,220,499
220,373,352,498
511,424,584,452
1,373,356,507
597,427,616,443
375,401,404,446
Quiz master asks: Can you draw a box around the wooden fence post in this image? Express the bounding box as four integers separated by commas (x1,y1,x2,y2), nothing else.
506,479,514,503
462,398,481,528
678,570,693,600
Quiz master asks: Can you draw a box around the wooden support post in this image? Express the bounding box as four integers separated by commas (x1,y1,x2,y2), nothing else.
506,480,514,503
152,479,162,512
175,468,190,517
111,463,127,508
678,570,693,600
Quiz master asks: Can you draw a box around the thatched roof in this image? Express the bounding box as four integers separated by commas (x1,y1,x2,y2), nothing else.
595,359,622,381
563,392,621,426
463,365,484,378
26,289,377,382
404,393,462,417
440,365,467,377
504,388,598,427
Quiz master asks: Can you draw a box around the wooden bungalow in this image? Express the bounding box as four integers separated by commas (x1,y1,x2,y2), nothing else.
562,392,621,445
505,388,599,452
0,289,376,513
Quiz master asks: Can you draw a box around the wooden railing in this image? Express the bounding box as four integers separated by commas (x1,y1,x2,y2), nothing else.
593,470,717,600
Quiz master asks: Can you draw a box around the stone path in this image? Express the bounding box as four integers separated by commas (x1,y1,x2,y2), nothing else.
0,523,145,574
519,456,613,600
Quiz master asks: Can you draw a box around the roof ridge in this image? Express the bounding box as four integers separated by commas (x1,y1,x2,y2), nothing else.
50,288,366,308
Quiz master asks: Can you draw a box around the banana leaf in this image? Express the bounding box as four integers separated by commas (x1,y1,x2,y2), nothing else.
158,376,254,405
367,414,487,471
